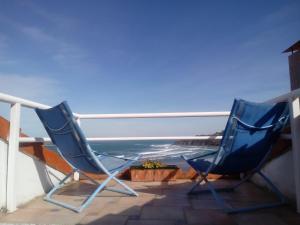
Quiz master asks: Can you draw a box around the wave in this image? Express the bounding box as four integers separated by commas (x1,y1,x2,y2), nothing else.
87,141,217,161
150,144,172,148
138,144,215,160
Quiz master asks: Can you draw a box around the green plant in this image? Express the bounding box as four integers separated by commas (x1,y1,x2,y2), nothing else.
142,160,166,169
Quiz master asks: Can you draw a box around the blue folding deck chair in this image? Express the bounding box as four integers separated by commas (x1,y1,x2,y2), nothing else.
35,101,140,213
182,99,289,214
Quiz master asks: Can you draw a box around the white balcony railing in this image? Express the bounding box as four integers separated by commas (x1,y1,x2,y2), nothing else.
0,92,230,143
0,90,300,213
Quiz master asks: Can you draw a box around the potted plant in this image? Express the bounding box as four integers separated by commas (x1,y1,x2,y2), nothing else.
130,160,179,182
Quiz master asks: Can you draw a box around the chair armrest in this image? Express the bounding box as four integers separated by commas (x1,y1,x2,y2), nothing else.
232,116,287,131
93,151,140,161
182,149,218,161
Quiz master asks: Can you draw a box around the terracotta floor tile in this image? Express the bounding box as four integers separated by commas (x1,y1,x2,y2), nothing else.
232,212,287,225
140,206,185,221
126,219,177,225
184,208,237,225
79,215,128,225
0,180,299,225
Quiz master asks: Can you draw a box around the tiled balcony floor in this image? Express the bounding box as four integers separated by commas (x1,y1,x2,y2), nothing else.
0,179,299,225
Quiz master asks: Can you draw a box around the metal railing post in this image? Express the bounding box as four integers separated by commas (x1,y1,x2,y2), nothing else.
6,103,21,212
73,118,81,181
289,97,300,213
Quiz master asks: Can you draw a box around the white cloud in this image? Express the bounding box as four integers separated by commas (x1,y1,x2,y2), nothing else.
0,12,86,68
0,74,63,104
241,3,299,50
21,26,56,43
0,34,7,49
20,1,77,29
262,3,299,26
21,25,86,66
0,33,15,65
17,2,85,66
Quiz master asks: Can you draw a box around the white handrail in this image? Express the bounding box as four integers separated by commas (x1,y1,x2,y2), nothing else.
0,91,293,144
267,88,300,103
19,134,291,144
0,92,229,119
0,92,231,144
77,111,230,119
0,92,80,117
0,92,50,109
19,135,223,143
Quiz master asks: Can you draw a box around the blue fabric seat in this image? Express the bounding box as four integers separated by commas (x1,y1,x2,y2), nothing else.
182,99,289,213
36,101,140,213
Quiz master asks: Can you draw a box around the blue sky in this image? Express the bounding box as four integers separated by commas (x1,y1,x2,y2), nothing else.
0,0,299,137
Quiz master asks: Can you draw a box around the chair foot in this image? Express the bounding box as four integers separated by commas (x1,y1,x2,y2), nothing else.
226,201,286,214
195,174,287,214
189,186,235,195
104,186,138,196
44,170,138,213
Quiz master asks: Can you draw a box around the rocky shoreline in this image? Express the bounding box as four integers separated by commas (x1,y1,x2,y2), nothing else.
174,131,223,146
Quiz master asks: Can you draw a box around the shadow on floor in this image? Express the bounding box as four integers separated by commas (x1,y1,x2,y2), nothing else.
1,179,300,225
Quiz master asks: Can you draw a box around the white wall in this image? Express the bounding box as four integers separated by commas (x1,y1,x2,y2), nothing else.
0,140,8,210
15,149,69,207
0,138,70,210
252,150,296,201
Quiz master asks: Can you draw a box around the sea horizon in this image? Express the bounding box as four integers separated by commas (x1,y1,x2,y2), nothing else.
45,140,217,169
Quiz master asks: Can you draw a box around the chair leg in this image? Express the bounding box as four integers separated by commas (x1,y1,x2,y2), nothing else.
230,171,256,190
226,171,286,214
188,174,206,195
257,171,286,203
44,170,82,212
109,176,139,196
45,170,75,198
78,171,100,185
188,170,286,214
80,170,138,196
79,172,118,211
44,170,119,213
188,174,234,195
80,172,138,196
204,177,233,212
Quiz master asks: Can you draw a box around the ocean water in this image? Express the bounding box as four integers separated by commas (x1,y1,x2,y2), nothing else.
89,141,212,159
45,140,217,168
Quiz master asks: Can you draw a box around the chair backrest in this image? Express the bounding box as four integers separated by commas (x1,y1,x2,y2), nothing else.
215,99,289,174
35,102,102,173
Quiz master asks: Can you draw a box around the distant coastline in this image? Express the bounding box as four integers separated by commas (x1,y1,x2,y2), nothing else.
174,131,223,146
